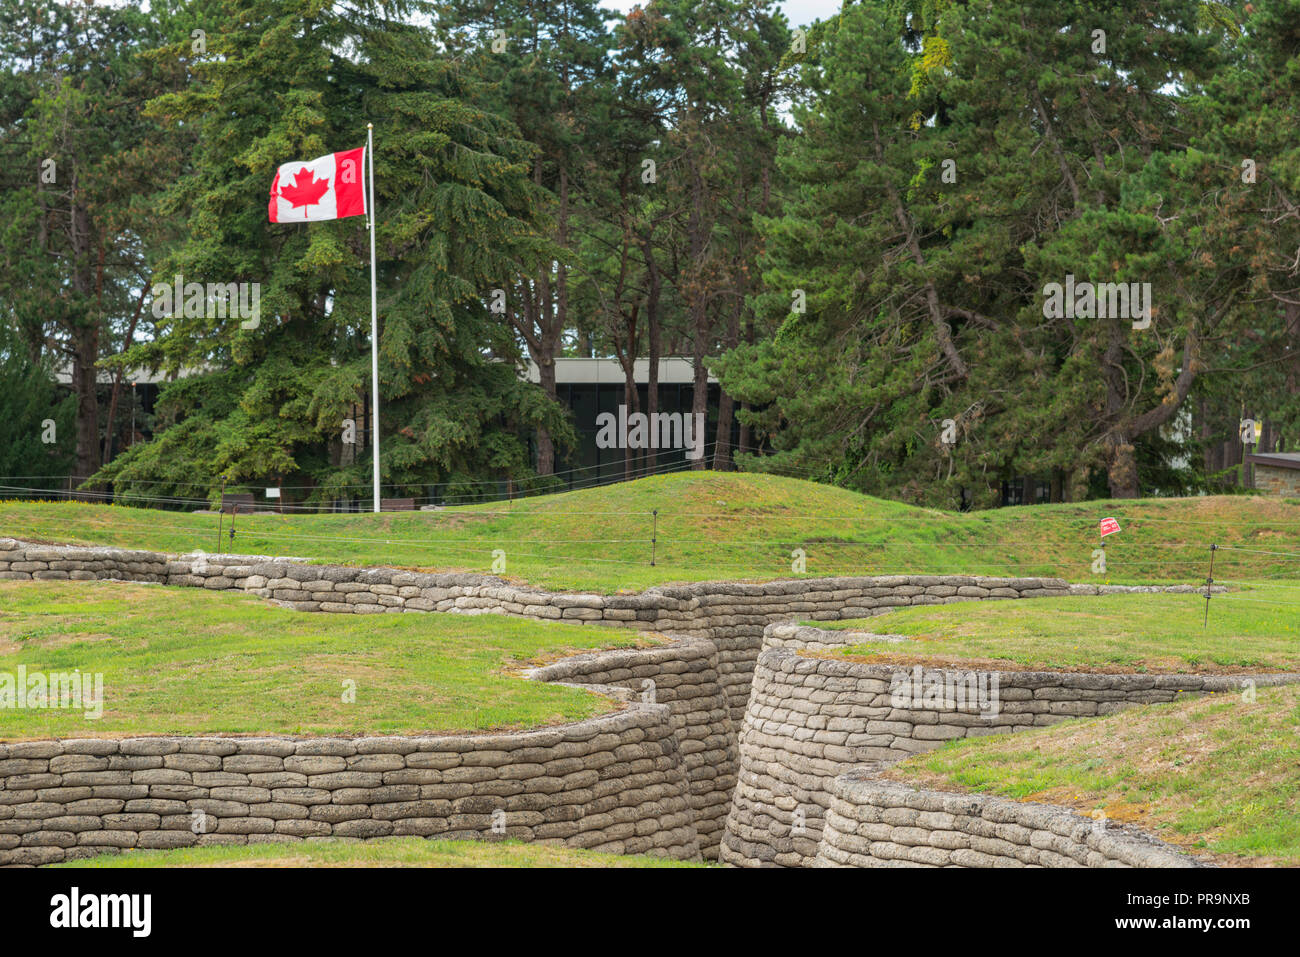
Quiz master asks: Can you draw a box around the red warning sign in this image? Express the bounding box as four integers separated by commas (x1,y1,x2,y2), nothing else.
1099,517,1121,538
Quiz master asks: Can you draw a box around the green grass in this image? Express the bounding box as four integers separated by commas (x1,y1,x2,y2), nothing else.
826,590,1300,670
52,836,708,868
887,684,1300,865
4,472,1300,589
0,580,651,740
823,589,1300,672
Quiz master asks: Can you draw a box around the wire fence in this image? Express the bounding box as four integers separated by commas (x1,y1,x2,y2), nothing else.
0,440,822,511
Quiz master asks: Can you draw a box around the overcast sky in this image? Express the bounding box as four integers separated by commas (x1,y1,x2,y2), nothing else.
601,1,844,28
81,1,847,30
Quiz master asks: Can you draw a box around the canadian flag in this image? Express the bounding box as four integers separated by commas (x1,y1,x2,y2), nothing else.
268,147,366,223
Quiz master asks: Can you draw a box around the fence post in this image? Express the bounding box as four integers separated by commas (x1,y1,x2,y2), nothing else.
1203,543,1217,628
216,478,226,554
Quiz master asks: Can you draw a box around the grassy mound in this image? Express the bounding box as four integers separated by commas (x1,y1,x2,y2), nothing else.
886,684,1300,866
4,471,1300,589
0,580,651,740
823,588,1300,673
52,837,707,868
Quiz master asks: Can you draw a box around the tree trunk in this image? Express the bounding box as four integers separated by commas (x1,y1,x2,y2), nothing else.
620,331,639,483
691,312,709,470
612,305,640,482
687,144,711,470
1105,438,1140,498
1101,318,1139,498
537,165,571,478
713,292,743,471
536,355,557,476
713,389,734,472
1199,397,1213,486
738,314,755,458
642,233,662,473
72,323,101,487
103,281,149,464
70,176,101,492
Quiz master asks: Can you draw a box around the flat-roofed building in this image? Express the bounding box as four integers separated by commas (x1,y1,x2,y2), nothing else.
520,357,744,485
1246,452,1300,496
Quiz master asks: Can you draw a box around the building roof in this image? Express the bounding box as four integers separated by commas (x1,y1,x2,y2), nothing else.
1246,452,1300,471
54,365,204,386
520,357,715,386
58,357,715,388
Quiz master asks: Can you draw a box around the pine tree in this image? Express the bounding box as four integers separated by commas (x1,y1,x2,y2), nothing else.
721,0,1227,504
1192,0,1300,478
98,0,573,504
0,0,192,487
437,0,613,476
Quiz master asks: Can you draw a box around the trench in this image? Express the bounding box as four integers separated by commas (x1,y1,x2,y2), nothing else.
0,538,1257,867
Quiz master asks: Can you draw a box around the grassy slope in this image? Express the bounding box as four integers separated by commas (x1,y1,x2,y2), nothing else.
4,472,1300,590
821,589,1300,672
887,685,1300,866
53,836,707,868
0,580,651,740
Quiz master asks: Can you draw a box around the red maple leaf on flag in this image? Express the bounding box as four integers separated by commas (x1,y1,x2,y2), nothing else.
279,167,331,208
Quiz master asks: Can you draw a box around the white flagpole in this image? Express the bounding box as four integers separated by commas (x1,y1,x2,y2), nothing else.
367,123,380,513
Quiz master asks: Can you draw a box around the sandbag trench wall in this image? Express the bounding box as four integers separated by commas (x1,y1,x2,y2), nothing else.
812,770,1203,868
0,697,706,867
722,632,1298,868
525,638,735,856
0,538,1095,729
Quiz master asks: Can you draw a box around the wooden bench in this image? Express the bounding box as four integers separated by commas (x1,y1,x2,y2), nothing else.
380,497,416,511
220,493,256,514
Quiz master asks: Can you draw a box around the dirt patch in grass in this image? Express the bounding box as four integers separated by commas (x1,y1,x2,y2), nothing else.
406,512,493,530
3,629,129,653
